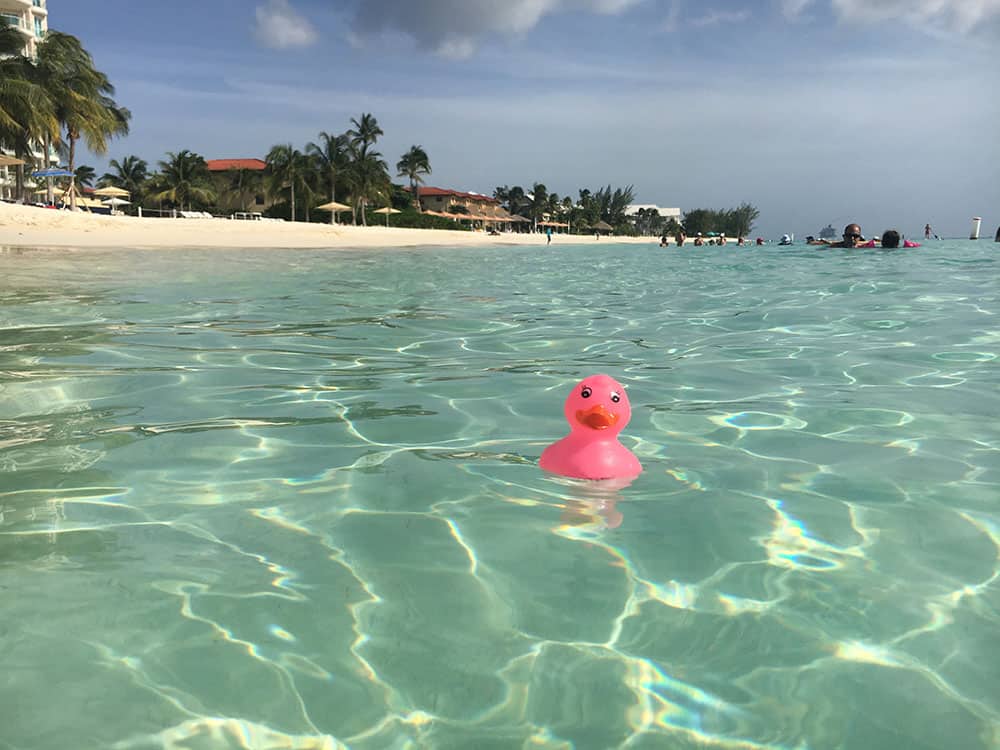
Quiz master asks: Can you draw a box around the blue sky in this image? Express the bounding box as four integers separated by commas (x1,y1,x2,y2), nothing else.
56,0,999,239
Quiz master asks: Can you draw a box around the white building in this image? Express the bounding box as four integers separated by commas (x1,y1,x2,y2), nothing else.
625,204,681,222
1,0,51,199
0,0,48,57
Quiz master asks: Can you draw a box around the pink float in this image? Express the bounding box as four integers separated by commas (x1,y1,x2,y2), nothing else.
540,374,643,480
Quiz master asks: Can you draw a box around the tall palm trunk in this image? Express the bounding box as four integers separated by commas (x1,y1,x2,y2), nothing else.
290,181,296,222
43,133,53,204
68,132,78,210
410,178,420,211
329,171,337,225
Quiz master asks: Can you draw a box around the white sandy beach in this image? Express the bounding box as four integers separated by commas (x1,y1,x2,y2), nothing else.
0,202,655,250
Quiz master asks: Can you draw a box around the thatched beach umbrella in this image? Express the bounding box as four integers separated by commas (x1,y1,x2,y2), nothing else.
316,200,352,225
593,220,613,234
94,186,131,198
372,206,401,227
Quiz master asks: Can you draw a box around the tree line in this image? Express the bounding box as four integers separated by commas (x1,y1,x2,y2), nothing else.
0,22,435,224
681,204,760,239
91,115,433,226
491,184,636,232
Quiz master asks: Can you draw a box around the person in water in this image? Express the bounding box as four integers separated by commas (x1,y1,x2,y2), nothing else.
827,223,863,248
881,229,901,248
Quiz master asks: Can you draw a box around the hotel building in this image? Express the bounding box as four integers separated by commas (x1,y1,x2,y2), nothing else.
0,0,48,58
410,186,510,222
0,0,51,199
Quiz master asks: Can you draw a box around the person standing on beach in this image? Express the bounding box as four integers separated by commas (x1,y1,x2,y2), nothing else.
546,226,553,244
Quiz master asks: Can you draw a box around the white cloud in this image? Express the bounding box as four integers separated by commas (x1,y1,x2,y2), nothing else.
832,0,1000,32
689,9,751,27
780,0,815,18
254,0,319,49
661,0,682,32
350,0,645,57
782,0,1000,31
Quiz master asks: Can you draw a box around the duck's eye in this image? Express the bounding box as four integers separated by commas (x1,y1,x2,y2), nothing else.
610,391,621,403
581,387,592,398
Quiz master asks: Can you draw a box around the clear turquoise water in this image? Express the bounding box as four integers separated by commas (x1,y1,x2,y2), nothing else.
1,240,998,750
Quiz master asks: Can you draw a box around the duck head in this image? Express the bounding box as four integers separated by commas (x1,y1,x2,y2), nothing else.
562,374,632,437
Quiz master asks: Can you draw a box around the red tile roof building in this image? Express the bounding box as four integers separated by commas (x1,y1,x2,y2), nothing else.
206,158,267,172
205,158,269,214
406,186,513,222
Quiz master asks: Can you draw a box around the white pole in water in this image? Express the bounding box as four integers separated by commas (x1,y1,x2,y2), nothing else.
970,216,981,240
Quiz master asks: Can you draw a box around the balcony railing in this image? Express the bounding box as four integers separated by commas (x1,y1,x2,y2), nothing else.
0,13,29,33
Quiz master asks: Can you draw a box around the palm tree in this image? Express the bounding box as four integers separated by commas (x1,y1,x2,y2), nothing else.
100,155,149,199
529,182,548,228
346,146,390,227
306,131,350,224
396,145,431,211
0,19,58,201
153,150,215,211
224,165,265,214
266,143,312,221
74,164,95,188
507,186,527,217
347,113,383,159
33,31,131,209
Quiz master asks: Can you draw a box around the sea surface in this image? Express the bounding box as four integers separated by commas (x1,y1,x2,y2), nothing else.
1,239,998,750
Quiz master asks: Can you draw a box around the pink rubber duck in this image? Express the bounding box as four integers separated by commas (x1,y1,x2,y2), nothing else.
540,374,642,480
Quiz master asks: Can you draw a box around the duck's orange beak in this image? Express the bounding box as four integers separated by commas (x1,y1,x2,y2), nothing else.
576,404,618,430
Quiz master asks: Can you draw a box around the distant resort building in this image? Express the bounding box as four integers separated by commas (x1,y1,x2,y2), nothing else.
624,204,681,222
206,158,267,173
408,186,517,225
206,158,269,214
0,0,52,200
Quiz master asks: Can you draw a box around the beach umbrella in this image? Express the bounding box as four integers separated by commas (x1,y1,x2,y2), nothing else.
31,168,74,178
372,206,401,227
593,220,613,233
316,200,351,212
30,168,74,205
94,186,130,198
102,196,131,215
316,200,352,225
0,155,26,167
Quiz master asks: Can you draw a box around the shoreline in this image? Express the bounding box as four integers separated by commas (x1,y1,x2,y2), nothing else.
0,202,655,250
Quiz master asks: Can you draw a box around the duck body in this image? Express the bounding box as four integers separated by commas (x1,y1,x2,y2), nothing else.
539,374,643,481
